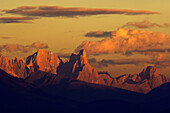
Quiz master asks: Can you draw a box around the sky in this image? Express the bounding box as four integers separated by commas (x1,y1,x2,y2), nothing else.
0,0,170,77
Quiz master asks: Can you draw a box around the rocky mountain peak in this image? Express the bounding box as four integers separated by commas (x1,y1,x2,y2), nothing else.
140,66,159,80
71,49,88,64
0,53,11,72
78,49,88,65
26,49,62,74
36,49,51,55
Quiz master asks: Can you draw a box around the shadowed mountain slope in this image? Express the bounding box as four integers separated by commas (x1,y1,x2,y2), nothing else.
1,66,170,113
0,68,143,113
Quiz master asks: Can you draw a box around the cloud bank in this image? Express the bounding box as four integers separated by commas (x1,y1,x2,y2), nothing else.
89,54,170,69
85,20,170,38
122,20,170,29
0,36,13,39
85,31,113,38
0,42,48,52
89,58,153,68
76,28,170,54
3,6,159,18
0,17,36,23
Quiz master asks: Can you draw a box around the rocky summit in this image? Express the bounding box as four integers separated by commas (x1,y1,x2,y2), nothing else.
0,49,169,93
26,49,63,75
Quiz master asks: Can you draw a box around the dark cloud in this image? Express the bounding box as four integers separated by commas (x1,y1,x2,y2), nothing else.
85,31,112,38
89,53,170,69
122,20,170,29
88,58,97,63
89,58,153,68
0,36,13,39
136,48,170,53
0,42,48,52
0,17,37,24
3,6,159,18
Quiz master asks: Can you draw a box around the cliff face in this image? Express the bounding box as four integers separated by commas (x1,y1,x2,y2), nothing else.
0,53,12,73
60,49,111,84
9,58,28,78
0,49,63,78
0,53,27,77
26,49,63,75
113,66,169,93
0,49,169,93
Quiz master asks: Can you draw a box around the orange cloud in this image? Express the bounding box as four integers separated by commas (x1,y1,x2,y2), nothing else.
0,42,48,52
76,28,170,54
122,20,170,29
3,6,159,17
0,17,37,23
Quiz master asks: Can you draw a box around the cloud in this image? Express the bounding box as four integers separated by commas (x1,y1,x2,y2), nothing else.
85,31,112,38
0,36,13,39
76,28,170,55
28,42,48,49
0,17,37,24
3,6,159,18
55,52,71,58
122,20,170,29
0,13,4,16
88,56,170,69
89,56,170,70
85,21,170,38
0,42,48,52
89,57,154,68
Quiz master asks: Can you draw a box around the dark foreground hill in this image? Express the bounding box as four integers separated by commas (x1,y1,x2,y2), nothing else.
1,69,170,113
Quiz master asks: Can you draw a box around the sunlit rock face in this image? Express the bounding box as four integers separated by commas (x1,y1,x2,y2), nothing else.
72,50,99,83
0,52,11,73
139,66,168,89
61,49,98,81
0,53,28,78
113,66,169,93
61,49,112,84
64,50,169,93
98,72,114,86
9,58,28,78
0,49,169,93
26,49,63,75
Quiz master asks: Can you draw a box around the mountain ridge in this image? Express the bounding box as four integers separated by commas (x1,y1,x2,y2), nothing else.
0,49,169,93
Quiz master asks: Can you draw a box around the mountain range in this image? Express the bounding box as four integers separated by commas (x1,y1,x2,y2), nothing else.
1,49,170,113
0,49,169,94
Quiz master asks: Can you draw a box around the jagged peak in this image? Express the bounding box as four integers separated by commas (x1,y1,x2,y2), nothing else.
143,66,159,74
70,49,88,64
79,49,86,55
29,49,59,60
36,49,53,55
140,66,159,79
79,49,87,58
0,52,8,60
26,49,62,65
